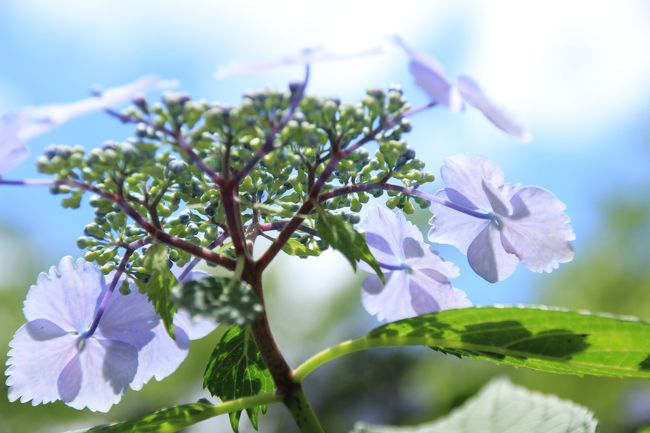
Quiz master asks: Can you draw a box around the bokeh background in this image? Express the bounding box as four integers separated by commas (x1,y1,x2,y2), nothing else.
1,1,650,432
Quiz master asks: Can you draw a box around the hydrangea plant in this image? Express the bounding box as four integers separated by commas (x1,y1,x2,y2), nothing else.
2,40,650,433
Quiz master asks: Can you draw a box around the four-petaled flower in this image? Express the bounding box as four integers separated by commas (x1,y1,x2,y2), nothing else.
360,207,471,322
428,155,575,283
392,36,532,142
0,75,175,175
5,256,216,411
6,257,158,411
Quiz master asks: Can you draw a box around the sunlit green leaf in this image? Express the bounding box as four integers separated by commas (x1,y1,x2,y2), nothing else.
64,393,280,433
316,210,383,281
203,326,275,432
352,377,597,433
136,242,177,337
174,276,262,326
295,306,650,381
282,238,320,258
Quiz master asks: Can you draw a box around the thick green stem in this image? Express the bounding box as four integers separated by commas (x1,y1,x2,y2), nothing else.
247,269,326,433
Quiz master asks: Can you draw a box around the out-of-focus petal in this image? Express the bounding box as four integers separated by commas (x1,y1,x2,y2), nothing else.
362,271,413,322
215,47,382,79
64,338,138,412
24,256,104,333
500,186,575,273
6,321,77,406
467,224,519,283
429,190,489,253
441,154,505,210
24,75,174,126
391,36,463,111
0,113,30,174
457,75,533,142
129,322,189,391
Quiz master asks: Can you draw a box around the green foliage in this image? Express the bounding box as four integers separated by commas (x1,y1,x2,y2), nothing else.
281,238,320,258
316,209,383,281
37,85,434,280
296,306,650,381
136,242,177,337
369,307,650,378
174,276,262,325
203,326,275,432
352,378,597,433
64,394,280,433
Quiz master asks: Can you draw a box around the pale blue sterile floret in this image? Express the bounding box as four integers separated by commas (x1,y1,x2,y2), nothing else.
360,207,471,322
5,256,217,412
392,36,532,142
128,266,217,391
428,155,576,283
0,75,176,175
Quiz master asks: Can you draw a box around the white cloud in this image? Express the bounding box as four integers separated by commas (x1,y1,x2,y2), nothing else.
463,0,650,137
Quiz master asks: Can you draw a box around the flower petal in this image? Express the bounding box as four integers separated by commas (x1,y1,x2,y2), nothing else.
215,47,382,78
361,206,423,265
428,189,489,253
482,179,513,216
457,75,533,142
440,154,506,210
409,268,472,313
64,338,138,412
172,309,217,341
24,256,104,333
392,36,463,111
23,75,173,127
0,113,30,174
500,186,575,273
361,271,415,322
96,286,158,350
6,320,77,406
129,322,190,391
467,224,519,283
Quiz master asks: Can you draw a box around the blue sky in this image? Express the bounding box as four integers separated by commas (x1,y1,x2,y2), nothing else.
1,0,650,309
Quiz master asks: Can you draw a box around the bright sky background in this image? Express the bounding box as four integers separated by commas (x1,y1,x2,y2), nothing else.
1,1,650,431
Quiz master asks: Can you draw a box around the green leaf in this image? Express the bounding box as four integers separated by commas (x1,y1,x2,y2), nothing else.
315,210,383,281
282,238,320,258
136,242,177,337
64,393,281,433
203,326,275,432
174,276,262,326
352,377,597,433
294,306,650,381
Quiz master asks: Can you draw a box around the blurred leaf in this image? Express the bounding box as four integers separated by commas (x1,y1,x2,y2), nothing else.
282,238,320,258
64,393,280,433
174,276,262,325
203,326,275,432
316,210,383,281
136,242,177,337
297,307,650,380
352,377,597,433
